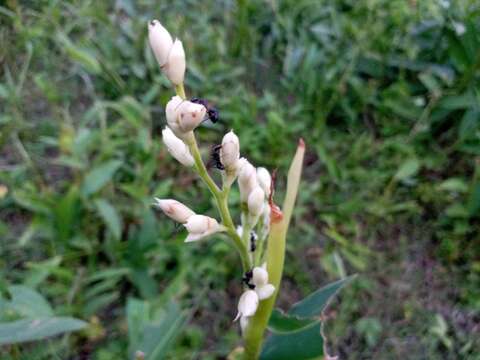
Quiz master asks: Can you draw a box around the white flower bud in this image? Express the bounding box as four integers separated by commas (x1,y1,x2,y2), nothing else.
176,101,206,132
154,198,195,223
162,127,194,166
148,20,173,67
256,167,271,198
220,131,240,171
238,161,257,202
248,186,265,217
165,39,186,85
165,96,206,135
234,290,259,321
184,215,222,242
251,266,275,300
255,284,275,300
252,266,269,286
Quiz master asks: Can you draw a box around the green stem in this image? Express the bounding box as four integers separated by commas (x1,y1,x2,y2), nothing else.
175,83,187,100
243,140,305,359
184,132,250,271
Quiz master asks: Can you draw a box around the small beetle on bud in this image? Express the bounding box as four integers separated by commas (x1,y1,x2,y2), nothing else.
162,127,194,166
165,96,207,135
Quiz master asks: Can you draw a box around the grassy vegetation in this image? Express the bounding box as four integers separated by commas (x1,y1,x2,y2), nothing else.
1,0,479,359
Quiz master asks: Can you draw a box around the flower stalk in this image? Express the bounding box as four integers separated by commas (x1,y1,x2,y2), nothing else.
150,19,306,358
242,139,305,359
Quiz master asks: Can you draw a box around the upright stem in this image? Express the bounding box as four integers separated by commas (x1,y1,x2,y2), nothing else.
243,215,286,359
173,80,249,291
242,140,305,359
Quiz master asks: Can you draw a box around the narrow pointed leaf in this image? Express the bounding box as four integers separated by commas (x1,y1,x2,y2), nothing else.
0,317,87,345
268,309,317,333
289,275,356,318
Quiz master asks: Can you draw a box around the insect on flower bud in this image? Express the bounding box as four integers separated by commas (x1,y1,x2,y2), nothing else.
247,186,265,217
154,198,195,223
256,167,271,198
162,127,194,166
165,39,186,85
165,96,207,135
234,290,259,321
177,101,206,132
238,161,258,203
220,131,240,171
148,20,173,67
184,215,222,242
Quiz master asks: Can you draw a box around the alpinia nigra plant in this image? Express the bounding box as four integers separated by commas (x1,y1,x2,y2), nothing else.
148,19,354,360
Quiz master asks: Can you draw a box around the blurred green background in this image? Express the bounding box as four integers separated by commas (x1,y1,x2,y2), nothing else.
1,0,479,359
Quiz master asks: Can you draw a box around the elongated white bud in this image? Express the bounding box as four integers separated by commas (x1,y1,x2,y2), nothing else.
148,20,173,67
154,199,195,223
234,290,259,321
238,161,257,202
165,39,186,85
162,127,194,166
248,186,265,217
220,131,240,171
256,167,271,198
184,215,222,242
165,96,206,135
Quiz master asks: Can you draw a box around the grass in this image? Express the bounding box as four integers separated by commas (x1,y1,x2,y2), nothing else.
1,0,479,359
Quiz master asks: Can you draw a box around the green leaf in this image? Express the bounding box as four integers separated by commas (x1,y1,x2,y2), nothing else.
81,160,122,196
107,96,150,128
58,34,101,74
394,159,420,181
138,301,188,360
94,199,122,239
268,309,317,333
8,286,53,318
289,276,356,318
0,317,87,345
127,298,150,357
260,322,323,360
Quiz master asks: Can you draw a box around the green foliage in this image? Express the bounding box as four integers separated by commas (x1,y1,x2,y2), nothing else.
0,0,479,358
261,276,353,359
0,286,86,346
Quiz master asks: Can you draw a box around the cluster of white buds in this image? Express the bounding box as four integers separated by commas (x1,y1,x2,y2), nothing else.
154,199,223,242
235,265,275,332
149,19,276,335
148,20,186,85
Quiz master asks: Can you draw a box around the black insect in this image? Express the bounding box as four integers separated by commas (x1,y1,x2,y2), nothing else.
242,270,255,290
250,231,258,252
211,144,225,170
191,97,220,123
